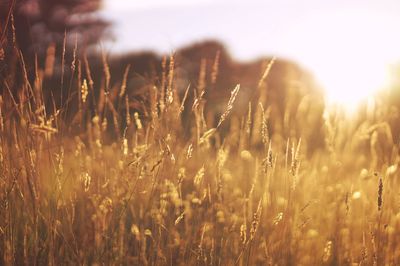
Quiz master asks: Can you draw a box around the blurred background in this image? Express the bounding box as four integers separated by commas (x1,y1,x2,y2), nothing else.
2,0,400,110
101,0,400,108
0,0,400,107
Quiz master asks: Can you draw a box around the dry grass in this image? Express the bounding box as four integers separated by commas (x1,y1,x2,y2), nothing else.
1,37,400,266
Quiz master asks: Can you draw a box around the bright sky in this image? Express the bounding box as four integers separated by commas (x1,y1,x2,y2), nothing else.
102,0,400,109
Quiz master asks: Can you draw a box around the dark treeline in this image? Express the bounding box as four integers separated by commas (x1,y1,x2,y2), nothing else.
100,41,326,153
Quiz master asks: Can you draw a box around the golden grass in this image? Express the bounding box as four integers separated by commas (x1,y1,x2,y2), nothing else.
0,40,400,266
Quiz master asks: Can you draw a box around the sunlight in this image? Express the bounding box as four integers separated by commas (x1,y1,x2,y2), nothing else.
288,10,397,113
313,54,390,112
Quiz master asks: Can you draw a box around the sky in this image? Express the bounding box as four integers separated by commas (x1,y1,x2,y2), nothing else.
101,0,400,107
102,0,400,60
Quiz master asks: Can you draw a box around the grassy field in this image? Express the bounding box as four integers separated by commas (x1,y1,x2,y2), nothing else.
1,42,400,266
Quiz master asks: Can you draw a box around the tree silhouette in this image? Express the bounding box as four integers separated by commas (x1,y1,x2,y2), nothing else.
0,0,109,110
1,0,109,57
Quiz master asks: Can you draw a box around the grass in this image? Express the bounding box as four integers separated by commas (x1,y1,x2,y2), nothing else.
1,35,400,265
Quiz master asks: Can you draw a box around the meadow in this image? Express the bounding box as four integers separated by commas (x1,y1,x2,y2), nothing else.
1,36,400,266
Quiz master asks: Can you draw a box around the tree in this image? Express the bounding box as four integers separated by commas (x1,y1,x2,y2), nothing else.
0,0,109,114
0,0,109,57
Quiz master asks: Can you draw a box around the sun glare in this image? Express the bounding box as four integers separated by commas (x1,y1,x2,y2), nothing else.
313,55,390,112
290,10,396,113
